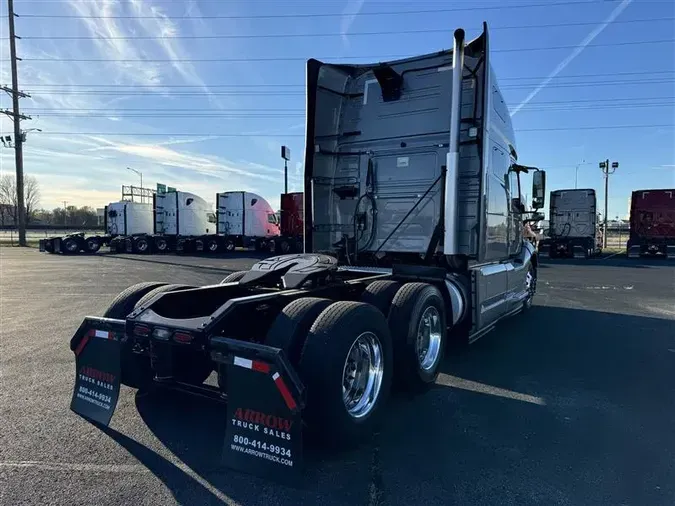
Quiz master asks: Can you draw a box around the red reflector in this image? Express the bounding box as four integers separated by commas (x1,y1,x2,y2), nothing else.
173,331,193,344
133,324,151,337
252,361,271,374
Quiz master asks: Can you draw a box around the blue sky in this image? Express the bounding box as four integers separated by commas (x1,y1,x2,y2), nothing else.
0,0,673,218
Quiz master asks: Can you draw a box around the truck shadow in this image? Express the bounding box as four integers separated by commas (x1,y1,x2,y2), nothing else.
98,424,235,505
95,251,268,274
127,305,675,506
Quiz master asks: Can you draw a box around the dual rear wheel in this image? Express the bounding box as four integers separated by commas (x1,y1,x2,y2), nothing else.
265,281,447,445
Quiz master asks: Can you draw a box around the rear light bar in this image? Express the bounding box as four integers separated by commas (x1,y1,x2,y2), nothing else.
173,331,193,344
133,324,150,337
135,325,193,343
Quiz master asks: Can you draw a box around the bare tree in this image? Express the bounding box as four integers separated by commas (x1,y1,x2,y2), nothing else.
0,174,41,224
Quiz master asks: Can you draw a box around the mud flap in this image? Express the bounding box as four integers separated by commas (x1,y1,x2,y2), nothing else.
39,239,46,252
572,245,587,259
211,338,304,485
627,245,641,259
69,317,125,427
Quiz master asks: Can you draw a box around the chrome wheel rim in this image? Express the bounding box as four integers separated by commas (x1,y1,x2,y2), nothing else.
138,241,148,252
342,331,384,419
416,306,442,371
209,242,218,251
66,241,78,252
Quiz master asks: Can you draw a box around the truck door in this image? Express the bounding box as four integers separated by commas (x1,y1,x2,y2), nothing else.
476,145,510,328
506,167,529,313
507,168,522,256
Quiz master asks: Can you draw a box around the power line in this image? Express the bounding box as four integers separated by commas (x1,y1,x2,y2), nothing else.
22,96,675,112
26,103,675,118
20,80,675,97
18,70,675,88
33,125,675,137
19,17,674,40
10,1,620,19
8,39,673,63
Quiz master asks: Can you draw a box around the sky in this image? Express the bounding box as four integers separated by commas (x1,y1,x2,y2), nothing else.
0,0,673,218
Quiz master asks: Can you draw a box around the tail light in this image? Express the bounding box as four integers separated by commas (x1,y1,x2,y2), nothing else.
133,324,150,337
173,331,193,344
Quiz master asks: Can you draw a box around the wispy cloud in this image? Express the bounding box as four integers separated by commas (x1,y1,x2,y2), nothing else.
340,0,366,48
511,0,633,117
81,137,282,183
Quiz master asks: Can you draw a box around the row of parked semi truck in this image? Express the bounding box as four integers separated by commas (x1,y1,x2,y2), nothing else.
537,187,675,259
40,189,305,256
41,186,675,260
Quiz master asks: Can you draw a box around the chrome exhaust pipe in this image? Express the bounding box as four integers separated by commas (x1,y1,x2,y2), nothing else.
444,28,465,255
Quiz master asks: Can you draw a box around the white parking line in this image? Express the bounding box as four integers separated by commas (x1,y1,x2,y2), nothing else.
601,252,621,261
0,459,234,503
436,374,546,406
0,461,149,473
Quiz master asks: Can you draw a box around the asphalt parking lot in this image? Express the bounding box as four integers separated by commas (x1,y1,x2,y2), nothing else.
1,248,674,506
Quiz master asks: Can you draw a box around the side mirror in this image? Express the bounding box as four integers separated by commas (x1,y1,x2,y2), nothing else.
531,170,546,210
532,212,545,222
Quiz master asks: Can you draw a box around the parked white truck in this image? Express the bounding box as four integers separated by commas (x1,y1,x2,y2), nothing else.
42,190,280,255
68,24,547,475
39,200,154,254
216,191,280,252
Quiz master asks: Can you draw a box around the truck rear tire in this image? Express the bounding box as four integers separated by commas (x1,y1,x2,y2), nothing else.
154,237,169,253
299,301,393,446
85,237,101,253
361,280,401,317
279,238,291,254
133,283,195,310
265,297,332,365
387,283,446,390
206,238,219,253
61,237,80,254
104,282,168,319
103,282,168,388
133,236,151,254
220,270,247,283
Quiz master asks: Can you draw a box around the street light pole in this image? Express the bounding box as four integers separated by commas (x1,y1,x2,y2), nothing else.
126,167,143,202
574,159,588,189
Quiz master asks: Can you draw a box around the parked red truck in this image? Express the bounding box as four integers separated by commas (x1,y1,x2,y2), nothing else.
626,189,675,258
269,192,304,254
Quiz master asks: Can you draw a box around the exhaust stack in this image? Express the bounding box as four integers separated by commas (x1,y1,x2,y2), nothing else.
444,28,465,255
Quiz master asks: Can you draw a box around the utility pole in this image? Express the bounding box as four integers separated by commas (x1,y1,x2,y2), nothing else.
1,0,32,247
599,159,619,248
63,201,68,226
